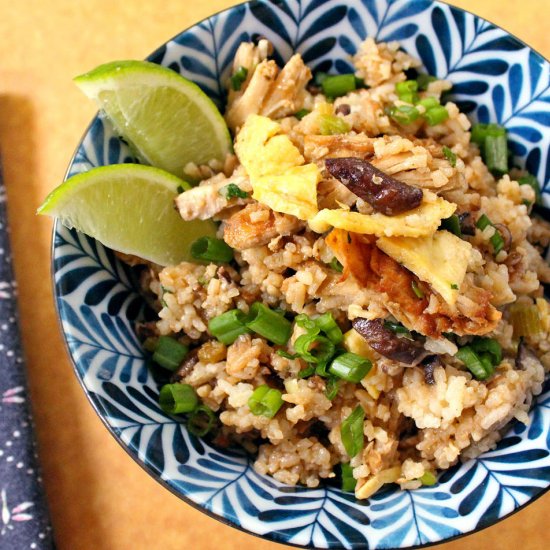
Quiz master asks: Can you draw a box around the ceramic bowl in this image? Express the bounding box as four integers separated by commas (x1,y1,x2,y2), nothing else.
52,1,550,548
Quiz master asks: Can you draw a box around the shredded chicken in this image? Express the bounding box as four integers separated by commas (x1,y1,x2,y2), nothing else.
175,173,252,221
225,43,311,131
223,203,304,250
326,229,501,337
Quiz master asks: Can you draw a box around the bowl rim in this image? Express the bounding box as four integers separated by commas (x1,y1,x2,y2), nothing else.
51,0,550,548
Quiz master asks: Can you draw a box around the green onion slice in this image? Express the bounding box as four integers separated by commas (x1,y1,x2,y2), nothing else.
231,66,248,91
325,376,341,400
442,146,457,167
417,97,440,110
295,314,319,334
318,115,351,135
395,80,419,104
416,74,437,91
248,385,284,418
245,302,292,345
294,333,335,364
329,352,372,383
518,174,542,205
386,104,420,125
411,280,425,299
455,346,492,380
208,309,250,345
484,134,509,176
470,123,506,146
419,471,437,486
424,105,449,126
322,74,357,98
153,336,188,371
314,71,329,86
297,365,316,378
187,405,217,437
329,257,344,272
341,463,357,492
384,321,412,338
341,405,365,458
470,337,502,366
476,214,505,255
159,383,198,414
191,236,234,263
314,313,344,344
440,214,462,237
295,108,310,120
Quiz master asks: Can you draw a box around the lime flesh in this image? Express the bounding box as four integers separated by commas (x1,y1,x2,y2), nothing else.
74,60,232,178
39,164,217,266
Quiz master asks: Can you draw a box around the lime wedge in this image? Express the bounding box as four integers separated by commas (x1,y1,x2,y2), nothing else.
38,164,217,266
74,60,232,177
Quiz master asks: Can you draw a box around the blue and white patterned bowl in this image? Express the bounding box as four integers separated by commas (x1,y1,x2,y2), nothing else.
52,1,550,548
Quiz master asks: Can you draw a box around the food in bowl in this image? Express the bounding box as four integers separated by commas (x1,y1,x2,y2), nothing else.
44,37,550,501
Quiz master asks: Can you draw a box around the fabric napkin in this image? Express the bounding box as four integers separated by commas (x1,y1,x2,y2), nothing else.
0,164,55,548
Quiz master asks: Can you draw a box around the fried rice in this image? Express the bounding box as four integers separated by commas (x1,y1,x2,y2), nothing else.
138,38,550,499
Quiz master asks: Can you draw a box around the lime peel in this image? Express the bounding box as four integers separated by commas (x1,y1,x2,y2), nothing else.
38,163,217,266
74,60,232,178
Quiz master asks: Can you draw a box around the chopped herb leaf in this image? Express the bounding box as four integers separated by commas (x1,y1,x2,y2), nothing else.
450,283,459,290
295,108,310,120
219,183,249,200
231,66,248,91
442,146,457,167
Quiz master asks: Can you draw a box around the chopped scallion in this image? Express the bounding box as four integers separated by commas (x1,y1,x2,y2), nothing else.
424,105,449,126
294,333,335,364
325,376,341,400
231,66,248,91
441,214,462,237
191,236,234,263
158,383,198,414
248,385,284,418
442,146,457,167
450,283,459,290
418,97,440,110
470,123,506,146
395,80,419,104
295,313,319,334
318,114,351,135
329,352,372,383
455,346,492,380
245,302,292,345
484,134,509,176
314,313,344,344
295,108,310,120
329,257,344,272
314,71,329,86
341,405,365,458
153,336,188,371
208,309,250,345
411,280,425,299
419,471,437,486
386,104,420,125
470,337,502,366
297,365,316,378
417,74,437,91
518,174,542,205
322,74,357,98
476,214,505,255
187,405,216,437
341,463,357,492
384,320,412,337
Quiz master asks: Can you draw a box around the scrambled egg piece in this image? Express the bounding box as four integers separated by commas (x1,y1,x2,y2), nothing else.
377,231,473,306
234,114,319,219
308,191,455,237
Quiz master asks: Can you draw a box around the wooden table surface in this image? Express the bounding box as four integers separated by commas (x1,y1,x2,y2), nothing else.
0,1,548,548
